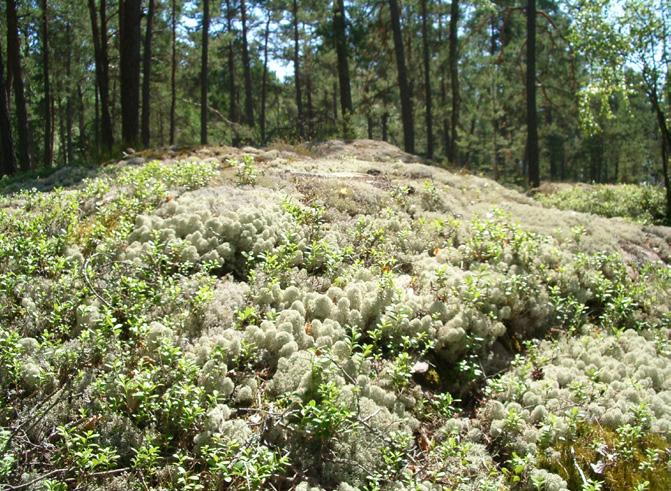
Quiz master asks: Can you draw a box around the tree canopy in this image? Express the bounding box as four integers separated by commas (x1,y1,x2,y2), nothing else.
0,0,667,213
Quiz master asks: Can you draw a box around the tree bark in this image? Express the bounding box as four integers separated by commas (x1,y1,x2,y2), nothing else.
58,97,65,163
169,0,177,145
421,0,433,158
65,23,73,164
6,0,32,170
141,0,156,148
0,39,16,175
240,0,254,127
526,0,540,188
88,0,113,151
77,83,86,152
448,0,460,165
293,0,304,140
225,0,239,128
334,0,353,137
41,0,53,167
200,0,209,145
306,67,313,138
94,81,100,153
490,16,501,179
260,16,270,144
388,0,414,154
438,11,449,157
120,0,142,148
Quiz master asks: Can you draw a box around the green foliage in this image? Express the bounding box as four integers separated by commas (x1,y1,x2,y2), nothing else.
537,184,667,225
539,422,671,491
56,427,120,473
1,154,670,490
232,155,259,186
298,381,357,442
0,428,15,479
201,436,289,489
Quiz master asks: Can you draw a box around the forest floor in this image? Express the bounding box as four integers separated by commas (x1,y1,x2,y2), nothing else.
131,139,671,262
1,140,670,490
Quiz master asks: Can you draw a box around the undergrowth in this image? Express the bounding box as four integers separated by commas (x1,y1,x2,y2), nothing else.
536,183,667,225
0,155,669,490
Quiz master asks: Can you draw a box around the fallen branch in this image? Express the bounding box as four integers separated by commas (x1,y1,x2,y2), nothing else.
4,467,72,491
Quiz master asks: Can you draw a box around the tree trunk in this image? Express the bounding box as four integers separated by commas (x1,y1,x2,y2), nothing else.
65,23,73,164
141,0,156,148
0,39,16,175
94,81,100,154
388,0,414,154
77,83,86,152
120,0,142,148
306,69,314,138
438,11,449,157
41,0,53,167
334,0,353,138
490,17,500,179
661,137,671,224
421,0,433,158
6,0,31,170
170,0,177,145
226,0,238,126
58,97,65,163
448,0,460,165
88,0,113,151
200,0,209,145
240,0,254,127
526,0,540,188
293,0,304,140
260,16,270,144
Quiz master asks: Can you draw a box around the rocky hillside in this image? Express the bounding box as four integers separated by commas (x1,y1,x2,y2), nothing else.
1,141,670,490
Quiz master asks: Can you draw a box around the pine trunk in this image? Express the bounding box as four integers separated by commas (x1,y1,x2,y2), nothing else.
169,0,177,144
260,16,270,144
438,12,449,157
388,0,414,154
41,0,53,167
0,39,16,175
120,0,142,148
141,0,156,148
77,84,86,151
6,0,32,170
526,0,540,188
421,0,433,158
448,0,460,165
200,0,209,145
226,0,238,126
65,23,73,164
293,0,304,140
88,0,113,151
334,0,352,137
306,71,313,138
240,0,254,127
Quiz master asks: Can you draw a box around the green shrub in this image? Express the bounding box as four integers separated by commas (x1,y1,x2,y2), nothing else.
537,184,667,225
